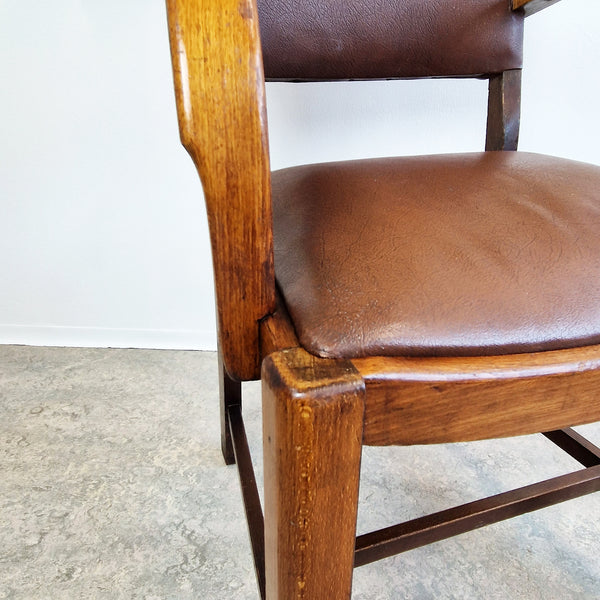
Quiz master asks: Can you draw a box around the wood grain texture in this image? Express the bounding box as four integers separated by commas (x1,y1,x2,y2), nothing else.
354,345,600,445
486,69,521,151
262,348,365,600
259,291,300,359
166,0,275,381
512,0,563,16
164,1,600,595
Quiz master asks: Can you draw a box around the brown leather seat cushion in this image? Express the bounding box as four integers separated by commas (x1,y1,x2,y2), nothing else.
272,152,600,358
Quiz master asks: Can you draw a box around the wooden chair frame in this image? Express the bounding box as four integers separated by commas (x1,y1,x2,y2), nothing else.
166,0,600,597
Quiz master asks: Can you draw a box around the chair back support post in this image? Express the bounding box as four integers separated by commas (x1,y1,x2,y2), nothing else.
486,69,522,151
166,0,275,381
513,0,562,17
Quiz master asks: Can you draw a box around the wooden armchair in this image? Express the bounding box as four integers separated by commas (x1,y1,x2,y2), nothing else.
165,0,600,597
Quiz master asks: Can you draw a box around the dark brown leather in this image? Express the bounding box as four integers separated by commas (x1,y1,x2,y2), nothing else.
257,0,524,81
272,152,600,358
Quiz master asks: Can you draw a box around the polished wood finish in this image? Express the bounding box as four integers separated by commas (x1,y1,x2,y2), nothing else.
229,412,600,594
354,345,600,445
355,464,600,566
262,308,600,447
262,348,365,600
166,0,275,381
513,0,563,17
486,69,521,151
259,292,300,358
166,1,600,597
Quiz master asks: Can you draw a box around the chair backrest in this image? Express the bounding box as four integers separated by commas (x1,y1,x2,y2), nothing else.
166,0,525,382
258,0,524,81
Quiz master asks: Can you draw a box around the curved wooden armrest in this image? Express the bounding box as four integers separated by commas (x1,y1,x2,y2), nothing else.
513,0,563,17
166,0,275,381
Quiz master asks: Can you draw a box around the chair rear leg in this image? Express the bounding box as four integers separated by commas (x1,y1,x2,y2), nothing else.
219,354,241,465
262,348,365,600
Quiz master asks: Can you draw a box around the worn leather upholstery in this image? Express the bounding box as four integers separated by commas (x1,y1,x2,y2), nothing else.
257,0,524,81
272,152,600,358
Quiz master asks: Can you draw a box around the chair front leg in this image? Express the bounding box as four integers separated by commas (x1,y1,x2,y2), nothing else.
262,348,365,600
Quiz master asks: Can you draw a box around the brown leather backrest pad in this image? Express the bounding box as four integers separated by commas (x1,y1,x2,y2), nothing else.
257,0,524,81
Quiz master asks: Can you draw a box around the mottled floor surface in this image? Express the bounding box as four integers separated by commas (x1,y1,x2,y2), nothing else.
1,345,599,599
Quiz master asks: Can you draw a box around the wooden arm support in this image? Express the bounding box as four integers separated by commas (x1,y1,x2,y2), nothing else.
166,0,275,381
513,0,563,17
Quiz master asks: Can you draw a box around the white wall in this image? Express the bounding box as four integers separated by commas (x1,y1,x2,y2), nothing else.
1,1,599,351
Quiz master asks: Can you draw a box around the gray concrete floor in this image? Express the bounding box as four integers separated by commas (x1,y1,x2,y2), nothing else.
1,345,599,599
